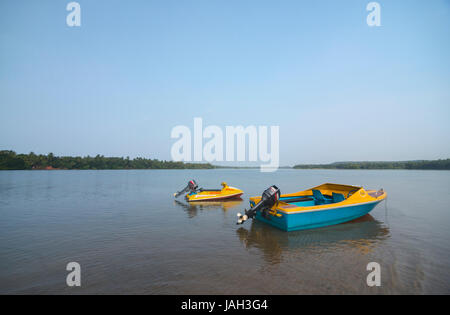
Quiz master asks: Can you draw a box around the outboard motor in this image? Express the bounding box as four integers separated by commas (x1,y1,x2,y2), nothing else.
237,185,280,224
174,180,199,198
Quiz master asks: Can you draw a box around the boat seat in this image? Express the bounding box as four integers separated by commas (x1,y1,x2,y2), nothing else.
332,192,345,203
312,189,331,205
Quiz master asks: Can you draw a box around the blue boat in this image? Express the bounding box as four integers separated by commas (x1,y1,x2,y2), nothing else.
237,183,386,231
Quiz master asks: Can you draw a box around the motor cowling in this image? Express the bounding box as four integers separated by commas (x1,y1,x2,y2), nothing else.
188,180,198,191
174,179,199,198
237,185,280,224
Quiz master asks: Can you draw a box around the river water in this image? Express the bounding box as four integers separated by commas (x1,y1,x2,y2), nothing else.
0,169,449,294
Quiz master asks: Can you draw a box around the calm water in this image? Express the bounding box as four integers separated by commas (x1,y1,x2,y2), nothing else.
0,169,449,294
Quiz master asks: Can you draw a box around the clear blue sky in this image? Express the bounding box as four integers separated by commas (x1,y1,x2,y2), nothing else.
1,0,449,165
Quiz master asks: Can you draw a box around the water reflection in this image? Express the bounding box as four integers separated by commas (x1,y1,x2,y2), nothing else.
174,199,243,218
236,214,390,264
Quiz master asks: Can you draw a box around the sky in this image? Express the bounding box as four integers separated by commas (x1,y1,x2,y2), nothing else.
1,0,449,165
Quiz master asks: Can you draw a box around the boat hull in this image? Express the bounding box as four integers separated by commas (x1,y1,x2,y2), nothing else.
255,200,382,231
187,192,243,202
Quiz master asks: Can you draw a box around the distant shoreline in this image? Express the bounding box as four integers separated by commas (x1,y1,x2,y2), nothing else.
5,167,448,171
1,150,449,171
0,150,214,170
293,159,450,170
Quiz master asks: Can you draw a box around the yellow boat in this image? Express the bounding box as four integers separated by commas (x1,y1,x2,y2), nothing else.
174,180,243,202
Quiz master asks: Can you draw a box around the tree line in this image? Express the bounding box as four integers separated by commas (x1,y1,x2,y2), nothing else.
0,150,215,170
293,159,450,170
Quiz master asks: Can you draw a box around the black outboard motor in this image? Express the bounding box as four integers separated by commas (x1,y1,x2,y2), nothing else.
237,185,280,224
174,180,199,198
